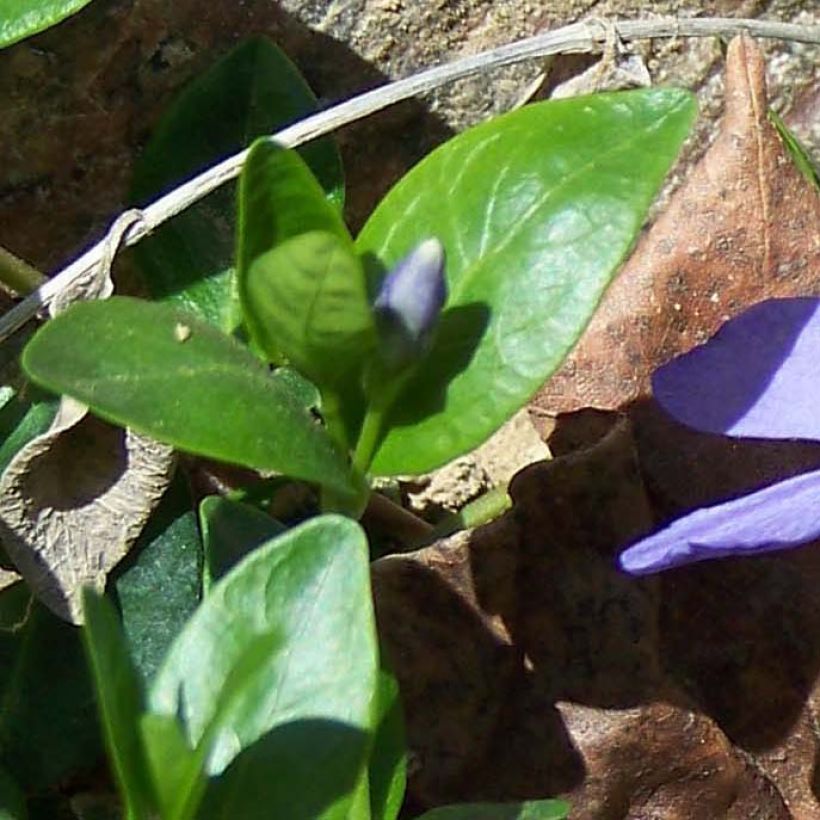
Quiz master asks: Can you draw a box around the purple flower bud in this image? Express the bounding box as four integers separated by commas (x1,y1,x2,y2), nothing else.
374,238,447,369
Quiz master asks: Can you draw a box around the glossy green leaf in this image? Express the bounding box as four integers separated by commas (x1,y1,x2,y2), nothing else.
0,0,94,49
115,475,202,683
357,88,696,474
369,664,406,820
0,766,26,820
22,297,354,494
416,799,570,819
0,584,100,791
199,719,370,820
149,515,378,781
769,109,820,190
131,36,343,329
81,589,155,820
243,230,376,388
199,496,284,592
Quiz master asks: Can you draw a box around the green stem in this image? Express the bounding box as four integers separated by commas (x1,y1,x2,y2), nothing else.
352,403,386,475
0,246,46,295
427,484,513,542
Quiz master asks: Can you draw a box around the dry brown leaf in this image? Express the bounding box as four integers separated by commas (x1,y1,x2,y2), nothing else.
372,418,807,816
537,34,820,414
0,397,175,623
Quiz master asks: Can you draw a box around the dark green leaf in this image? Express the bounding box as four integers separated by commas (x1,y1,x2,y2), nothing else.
199,496,285,592
769,109,820,190
200,719,369,820
131,36,343,329
242,230,376,388
115,475,202,683
0,584,100,791
0,766,26,820
81,590,155,820
149,515,377,784
0,0,94,49
357,89,696,474
415,799,570,819
22,297,354,494
369,664,406,820
0,389,58,475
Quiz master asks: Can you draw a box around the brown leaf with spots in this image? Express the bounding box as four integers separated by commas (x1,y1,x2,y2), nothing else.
537,34,820,414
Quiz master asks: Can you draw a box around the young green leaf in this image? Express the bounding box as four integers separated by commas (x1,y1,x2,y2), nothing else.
22,297,355,494
242,230,376,387
115,476,203,683
81,589,155,820
415,799,570,819
0,0,94,49
357,88,696,475
131,36,343,329
199,496,285,592
0,390,58,476
149,515,378,782
769,109,820,190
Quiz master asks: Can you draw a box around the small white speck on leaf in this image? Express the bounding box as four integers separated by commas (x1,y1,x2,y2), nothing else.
174,323,192,342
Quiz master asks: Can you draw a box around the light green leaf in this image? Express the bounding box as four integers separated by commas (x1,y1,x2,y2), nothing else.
149,515,378,782
357,88,696,474
131,36,343,329
416,799,570,819
242,230,376,388
769,109,820,190
369,664,406,820
0,0,94,49
81,589,155,820
22,297,355,494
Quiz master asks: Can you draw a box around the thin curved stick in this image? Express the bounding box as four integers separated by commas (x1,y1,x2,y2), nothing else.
1,15,817,342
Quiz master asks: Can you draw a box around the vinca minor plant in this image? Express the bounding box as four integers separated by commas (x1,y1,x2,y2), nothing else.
2,37,696,820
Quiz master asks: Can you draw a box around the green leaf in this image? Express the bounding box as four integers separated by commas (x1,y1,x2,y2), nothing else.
0,0,94,49
81,589,155,820
357,88,696,474
0,584,101,791
769,109,820,190
199,719,370,820
140,713,206,820
0,389,58,475
22,297,355,494
369,664,406,820
149,515,377,782
115,475,202,683
130,36,343,329
0,766,26,820
199,496,285,592
415,799,570,819
238,141,352,285
242,230,376,388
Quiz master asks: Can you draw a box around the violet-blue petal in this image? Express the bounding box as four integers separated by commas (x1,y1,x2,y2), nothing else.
374,238,446,367
653,297,820,440
619,466,820,574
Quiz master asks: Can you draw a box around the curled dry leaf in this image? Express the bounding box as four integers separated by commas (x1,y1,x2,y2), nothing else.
0,397,175,623
0,229,175,623
537,34,820,414
372,418,798,815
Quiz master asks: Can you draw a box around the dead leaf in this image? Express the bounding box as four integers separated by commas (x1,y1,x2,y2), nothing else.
0,397,175,622
372,418,799,816
537,34,820,414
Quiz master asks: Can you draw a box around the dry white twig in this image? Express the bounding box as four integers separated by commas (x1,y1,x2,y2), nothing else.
1,15,817,342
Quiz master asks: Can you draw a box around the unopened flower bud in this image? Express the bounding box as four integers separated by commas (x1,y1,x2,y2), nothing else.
373,238,447,370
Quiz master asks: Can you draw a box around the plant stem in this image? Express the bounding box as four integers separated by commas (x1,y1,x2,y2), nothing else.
352,404,386,475
427,484,513,542
0,246,45,296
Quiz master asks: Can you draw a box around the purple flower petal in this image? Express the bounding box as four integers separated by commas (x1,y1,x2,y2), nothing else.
653,297,820,440
619,467,820,574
